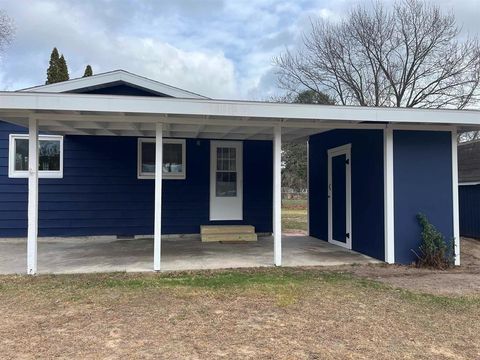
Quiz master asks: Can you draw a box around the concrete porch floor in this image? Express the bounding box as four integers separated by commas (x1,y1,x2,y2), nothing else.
0,235,380,274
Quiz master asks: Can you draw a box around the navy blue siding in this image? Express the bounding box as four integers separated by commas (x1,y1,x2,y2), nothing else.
393,130,453,264
0,121,272,237
459,185,480,238
309,129,385,261
70,83,170,97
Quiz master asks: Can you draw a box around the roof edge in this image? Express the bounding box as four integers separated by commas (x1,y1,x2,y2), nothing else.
18,69,209,99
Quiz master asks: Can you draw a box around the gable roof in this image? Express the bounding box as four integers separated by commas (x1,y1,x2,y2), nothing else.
18,69,209,99
458,140,480,184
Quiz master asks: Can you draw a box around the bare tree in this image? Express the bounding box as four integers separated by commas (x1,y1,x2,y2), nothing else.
275,0,480,109
0,10,14,56
459,131,480,143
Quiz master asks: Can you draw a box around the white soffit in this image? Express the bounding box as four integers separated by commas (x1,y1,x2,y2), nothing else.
0,91,479,127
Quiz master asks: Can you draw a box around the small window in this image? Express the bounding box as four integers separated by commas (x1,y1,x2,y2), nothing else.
138,138,186,179
8,134,63,178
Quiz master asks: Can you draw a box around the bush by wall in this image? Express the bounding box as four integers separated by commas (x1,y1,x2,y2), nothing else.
413,213,454,269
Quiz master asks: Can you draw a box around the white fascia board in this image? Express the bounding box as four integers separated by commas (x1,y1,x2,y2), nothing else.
0,92,480,126
19,70,208,99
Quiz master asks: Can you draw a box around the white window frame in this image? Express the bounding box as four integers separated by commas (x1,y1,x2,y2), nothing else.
137,138,186,180
8,134,64,179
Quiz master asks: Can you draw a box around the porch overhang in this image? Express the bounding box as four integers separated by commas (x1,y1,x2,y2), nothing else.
2,91,478,274
0,91,479,141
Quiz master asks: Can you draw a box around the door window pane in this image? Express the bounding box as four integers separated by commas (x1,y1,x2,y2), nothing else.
216,172,237,197
215,146,237,197
216,147,236,171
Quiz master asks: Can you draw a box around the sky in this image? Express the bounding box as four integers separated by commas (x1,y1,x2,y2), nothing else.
0,0,478,100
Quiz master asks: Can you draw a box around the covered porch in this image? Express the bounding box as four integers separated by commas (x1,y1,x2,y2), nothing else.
0,234,379,274
0,91,473,273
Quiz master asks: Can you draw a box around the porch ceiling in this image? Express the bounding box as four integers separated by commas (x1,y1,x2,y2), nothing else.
0,91,478,141
0,110,339,141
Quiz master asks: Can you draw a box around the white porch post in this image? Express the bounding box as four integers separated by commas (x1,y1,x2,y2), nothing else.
384,126,395,264
452,129,460,266
273,125,282,266
306,140,310,236
154,122,163,271
27,117,39,275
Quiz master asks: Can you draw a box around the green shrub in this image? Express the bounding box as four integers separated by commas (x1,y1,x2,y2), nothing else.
413,213,454,269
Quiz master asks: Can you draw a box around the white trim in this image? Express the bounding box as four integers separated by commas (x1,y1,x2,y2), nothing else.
459,182,480,186
384,127,395,264
154,123,163,271
306,139,310,236
0,92,478,127
273,125,282,266
137,138,186,180
389,124,456,132
27,117,38,275
8,134,63,179
327,143,352,250
327,144,352,156
20,70,208,99
209,140,243,221
452,130,460,266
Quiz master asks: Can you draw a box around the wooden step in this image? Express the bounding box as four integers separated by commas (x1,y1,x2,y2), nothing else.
200,225,257,242
200,225,255,235
202,233,258,242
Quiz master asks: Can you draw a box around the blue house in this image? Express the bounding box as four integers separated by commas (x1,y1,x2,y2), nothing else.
0,70,474,274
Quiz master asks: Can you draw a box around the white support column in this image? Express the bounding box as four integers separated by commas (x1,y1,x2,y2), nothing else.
154,122,163,271
306,140,310,236
451,129,460,266
27,117,39,275
273,125,282,266
384,126,395,264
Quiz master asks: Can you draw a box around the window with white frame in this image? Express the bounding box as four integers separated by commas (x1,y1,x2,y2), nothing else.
8,134,64,178
137,138,186,179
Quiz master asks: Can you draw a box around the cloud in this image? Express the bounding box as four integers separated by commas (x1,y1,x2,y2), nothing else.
0,0,478,100
0,0,237,98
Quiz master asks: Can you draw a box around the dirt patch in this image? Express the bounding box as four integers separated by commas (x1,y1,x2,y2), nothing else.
348,238,480,296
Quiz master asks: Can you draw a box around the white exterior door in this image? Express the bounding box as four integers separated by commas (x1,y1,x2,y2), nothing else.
210,141,243,221
328,144,352,249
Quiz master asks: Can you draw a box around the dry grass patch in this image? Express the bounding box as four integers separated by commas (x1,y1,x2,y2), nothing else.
1,267,479,359
282,200,307,233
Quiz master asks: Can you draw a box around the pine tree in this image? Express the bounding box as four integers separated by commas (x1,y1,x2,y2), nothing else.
83,65,93,77
45,48,70,84
57,55,69,82
45,47,60,84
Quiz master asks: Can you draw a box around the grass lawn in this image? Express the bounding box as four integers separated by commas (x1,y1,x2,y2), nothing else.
282,199,307,233
1,268,479,359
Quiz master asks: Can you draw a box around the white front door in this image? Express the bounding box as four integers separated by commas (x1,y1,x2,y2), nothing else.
210,141,243,221
328,144,352,249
